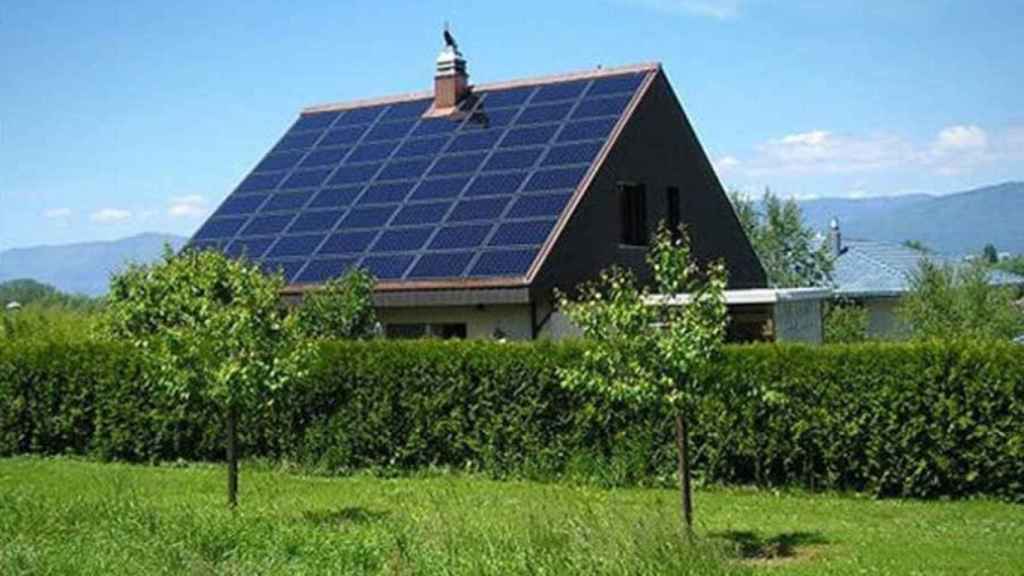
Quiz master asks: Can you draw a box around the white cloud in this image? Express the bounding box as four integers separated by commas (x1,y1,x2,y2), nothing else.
168,195,209,218
749,130,913,175
933,124,988,153
90,208,132,223
925,124,992,175
624,0,740,19
713,155,740,174
43,208,72,219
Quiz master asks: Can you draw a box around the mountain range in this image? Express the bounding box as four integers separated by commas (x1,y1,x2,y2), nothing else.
0,182,1020,296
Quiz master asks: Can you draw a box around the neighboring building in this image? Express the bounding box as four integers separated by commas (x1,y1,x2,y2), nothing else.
187,34,773,340
829,219,1024,337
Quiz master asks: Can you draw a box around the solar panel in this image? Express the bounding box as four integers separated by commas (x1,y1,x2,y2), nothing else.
469,249,538,277
259,260,305,283
195,71,650,284
407,252,474,278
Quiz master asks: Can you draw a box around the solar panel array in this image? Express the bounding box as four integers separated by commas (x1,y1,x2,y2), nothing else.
188,71,648,284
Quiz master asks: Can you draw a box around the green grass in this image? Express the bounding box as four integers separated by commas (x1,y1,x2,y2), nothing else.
1,458,1022,575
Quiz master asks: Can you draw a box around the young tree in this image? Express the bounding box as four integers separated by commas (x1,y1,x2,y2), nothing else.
899,259,1024,340
103,247,314,507
296,268,378,340
823,299,870,343
730,189,832,288
982,243,999,264
558,224,728,536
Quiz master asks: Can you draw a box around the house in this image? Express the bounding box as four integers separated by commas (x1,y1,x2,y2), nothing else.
187,33,776,340
829,219,1024,336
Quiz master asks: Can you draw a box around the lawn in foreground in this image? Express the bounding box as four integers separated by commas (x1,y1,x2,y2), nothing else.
1,458,1022,575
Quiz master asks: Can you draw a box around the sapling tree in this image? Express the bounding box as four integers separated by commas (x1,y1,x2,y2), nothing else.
296,268,378,340
103,247,315,507
558,223,728,536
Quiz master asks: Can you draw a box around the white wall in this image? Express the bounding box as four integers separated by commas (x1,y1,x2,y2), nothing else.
377,304,534,340
863,297,904,338
774,298,824,344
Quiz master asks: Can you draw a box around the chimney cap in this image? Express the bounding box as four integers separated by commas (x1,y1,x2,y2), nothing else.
829,217,839,230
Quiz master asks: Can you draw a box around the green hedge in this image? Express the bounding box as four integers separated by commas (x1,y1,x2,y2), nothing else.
1,339,1022,500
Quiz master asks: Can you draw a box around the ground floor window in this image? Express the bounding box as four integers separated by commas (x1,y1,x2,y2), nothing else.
385,323,467,340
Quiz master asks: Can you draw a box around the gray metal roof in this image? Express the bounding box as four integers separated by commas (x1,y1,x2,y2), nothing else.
833,240,1024,297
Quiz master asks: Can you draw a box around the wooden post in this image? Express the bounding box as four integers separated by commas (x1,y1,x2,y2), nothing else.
675,412,693,536
227,405,238,508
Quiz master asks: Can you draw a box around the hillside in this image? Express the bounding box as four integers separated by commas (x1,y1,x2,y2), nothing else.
798,182,1024,256
0,233,187,296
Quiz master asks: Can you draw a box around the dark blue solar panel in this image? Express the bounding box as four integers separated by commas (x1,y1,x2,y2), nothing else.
363,120,416,142
215,194,267,216
447,130,502,152
299,147,349,168
240,214,295,236
319,125,368,147
287,210,345,233
347,141,398,164
447,197,511,222
237,172,285,193
410,176,470,200
464,172,527,197
428,224,492,249
381,99,431,121
482,87,534,108
293,112,340,132
261,191,314,212
523,166,589,192
516,103,573,125
256,151,304,172
469,249,538,277
279,168,332,190
482,148,543,172
394,136,448,158
358,181,414,205
197,71,649,283
541,141,603,166
408,252,474,278
360,255,414,279
336,106,385,126
429,153,487,176
557,117,618,142
532,80,588,103
489,219,557,247
507,193,572,219
267,235,326,258
500,125,558,148
295,257,357,283
462,108,519,130
371,228,433,252
411,118,461,137
572,95,632,119
378,158,432,180
318,230,378,254
340,205,397,228
226,237,275,260
587,74,644,97
259,260,305,283
392,202,451,226
327,163,382,186
274,132,321,152
310,186,363,208
195,217,248,239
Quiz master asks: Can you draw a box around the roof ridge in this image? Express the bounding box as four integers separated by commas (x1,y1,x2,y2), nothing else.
302,62,661,114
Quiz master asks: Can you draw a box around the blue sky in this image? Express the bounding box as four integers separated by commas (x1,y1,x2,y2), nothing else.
2,0,1022,250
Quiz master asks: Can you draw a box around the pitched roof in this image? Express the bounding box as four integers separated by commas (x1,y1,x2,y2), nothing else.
833,240,1024,297
187,63,660,292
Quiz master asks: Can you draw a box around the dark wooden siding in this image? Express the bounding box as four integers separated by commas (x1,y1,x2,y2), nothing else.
532,69,767,299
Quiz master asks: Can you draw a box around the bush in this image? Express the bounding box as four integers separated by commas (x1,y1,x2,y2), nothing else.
2,339,1022,500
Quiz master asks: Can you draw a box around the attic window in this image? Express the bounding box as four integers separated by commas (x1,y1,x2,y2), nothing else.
666,186,681,239
619,182,647,246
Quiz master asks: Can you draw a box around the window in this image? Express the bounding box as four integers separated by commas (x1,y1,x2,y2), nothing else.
666,186,681,239
385,323,467,340
619,182,647,246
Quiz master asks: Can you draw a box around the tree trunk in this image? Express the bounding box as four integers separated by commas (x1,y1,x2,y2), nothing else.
227,405,239,509
675,412,693,537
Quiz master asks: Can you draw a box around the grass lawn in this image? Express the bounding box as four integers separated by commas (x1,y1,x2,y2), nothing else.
1,458,1022,575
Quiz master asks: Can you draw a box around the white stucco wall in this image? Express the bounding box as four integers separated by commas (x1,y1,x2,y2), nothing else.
773,298,823,344
377,304,534,340
863,297,904,338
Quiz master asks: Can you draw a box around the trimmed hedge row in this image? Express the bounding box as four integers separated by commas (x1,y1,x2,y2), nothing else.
2,340,1022,500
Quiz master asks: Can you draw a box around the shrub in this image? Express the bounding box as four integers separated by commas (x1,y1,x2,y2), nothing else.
1,339,1022,500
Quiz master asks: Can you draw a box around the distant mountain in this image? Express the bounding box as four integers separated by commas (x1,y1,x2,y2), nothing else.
0,233,187,296
798,182,1024,256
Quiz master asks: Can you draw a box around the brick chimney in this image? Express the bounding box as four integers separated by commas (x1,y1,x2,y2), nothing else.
429,29,469,114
